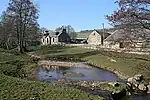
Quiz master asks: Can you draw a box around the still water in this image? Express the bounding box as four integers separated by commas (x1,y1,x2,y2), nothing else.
36,65,121,81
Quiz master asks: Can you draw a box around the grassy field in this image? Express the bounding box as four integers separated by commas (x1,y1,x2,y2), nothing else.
0,48,102,100
33,45,150,80
76,32,90,38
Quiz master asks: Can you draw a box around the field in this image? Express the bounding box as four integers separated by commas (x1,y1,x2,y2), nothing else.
76,32,90,38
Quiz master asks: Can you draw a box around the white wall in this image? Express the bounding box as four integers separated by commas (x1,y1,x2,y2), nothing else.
41,36,51,45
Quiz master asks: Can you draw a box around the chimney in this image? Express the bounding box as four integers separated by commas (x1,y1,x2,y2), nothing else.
62,29,67,33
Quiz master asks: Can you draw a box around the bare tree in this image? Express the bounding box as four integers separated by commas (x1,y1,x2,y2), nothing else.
2,0,39,53
0,11,16,49
55,25,77,39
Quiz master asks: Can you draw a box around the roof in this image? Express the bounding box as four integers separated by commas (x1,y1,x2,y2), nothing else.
42,30,56,39
105,29,150,41
93,30,111,39
42,29,70,39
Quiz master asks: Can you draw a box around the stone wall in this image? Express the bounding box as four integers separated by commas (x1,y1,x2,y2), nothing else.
88,31,102,45
38,60,92,68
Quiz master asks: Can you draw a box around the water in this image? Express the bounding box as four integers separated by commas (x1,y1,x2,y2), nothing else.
36,64,121,82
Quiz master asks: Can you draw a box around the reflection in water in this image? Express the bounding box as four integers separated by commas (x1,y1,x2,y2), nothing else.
36,66,121,82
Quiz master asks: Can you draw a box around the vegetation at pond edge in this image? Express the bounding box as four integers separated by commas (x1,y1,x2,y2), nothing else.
0,48,102,100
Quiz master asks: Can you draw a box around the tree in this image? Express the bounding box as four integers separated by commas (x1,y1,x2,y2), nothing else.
106,0,150,30
2,0,39,53
0,11,16,49
55,25,77,39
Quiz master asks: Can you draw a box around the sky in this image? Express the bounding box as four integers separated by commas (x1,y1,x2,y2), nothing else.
0,0,117,32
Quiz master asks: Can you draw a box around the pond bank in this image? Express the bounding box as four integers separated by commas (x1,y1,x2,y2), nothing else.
38,60,92,68
87,61,129,80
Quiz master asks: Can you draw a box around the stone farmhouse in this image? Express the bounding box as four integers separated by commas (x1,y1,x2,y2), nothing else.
41,29,71,45
87,29,111,45
104,29,150,50
87,28,150,51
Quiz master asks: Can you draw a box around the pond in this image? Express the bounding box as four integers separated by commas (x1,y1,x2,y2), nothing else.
36,63,121,82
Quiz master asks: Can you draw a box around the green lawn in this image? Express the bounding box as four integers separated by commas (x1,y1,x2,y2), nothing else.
34,45,150,80
76,32,90,38
0,48,102,100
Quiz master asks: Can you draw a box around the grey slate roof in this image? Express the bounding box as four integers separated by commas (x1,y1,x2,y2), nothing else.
105,29,150,42
94,30,111,39
104,30,127,41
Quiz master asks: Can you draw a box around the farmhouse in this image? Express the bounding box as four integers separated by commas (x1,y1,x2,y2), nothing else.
41,29,71,45
88,30,110,45
104,29,150,50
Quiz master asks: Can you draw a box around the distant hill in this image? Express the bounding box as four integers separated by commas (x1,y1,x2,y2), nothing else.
76,28,116,39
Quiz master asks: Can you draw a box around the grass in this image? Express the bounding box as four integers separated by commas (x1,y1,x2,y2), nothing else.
76,32,90,38
0,74,102,100
0,48,102,100
34,45,150,80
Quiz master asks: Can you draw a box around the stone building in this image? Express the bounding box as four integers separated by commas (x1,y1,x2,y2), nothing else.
41,29,71,45
104,29,150,50
88,30,110,45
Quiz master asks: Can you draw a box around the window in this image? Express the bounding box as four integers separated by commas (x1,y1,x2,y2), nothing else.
53,38,54,42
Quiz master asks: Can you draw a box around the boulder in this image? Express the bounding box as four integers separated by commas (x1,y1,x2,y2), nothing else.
92,82,98,87
138,84,147,91
134,74,143,82
108,82,120,87
127,83,132,87
81,81,88,87
127,77,139,87
147,85,150,93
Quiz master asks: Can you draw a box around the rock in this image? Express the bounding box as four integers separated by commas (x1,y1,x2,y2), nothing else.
138,84,147,91
57,79,66,84
110,59,117,63
81,81,88,87
108,82,120,87
134,74,143,81
127,83,132,87
49,75,52,77
92,83,97,87
147,85,150,93
127,77,139,87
